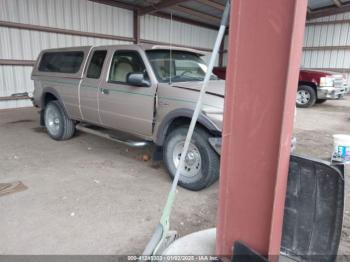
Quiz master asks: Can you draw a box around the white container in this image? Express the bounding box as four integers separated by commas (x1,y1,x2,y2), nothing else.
333,134,350,163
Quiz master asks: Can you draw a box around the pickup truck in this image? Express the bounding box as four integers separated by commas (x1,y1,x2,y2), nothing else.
31,44,223,191
213,67,349,108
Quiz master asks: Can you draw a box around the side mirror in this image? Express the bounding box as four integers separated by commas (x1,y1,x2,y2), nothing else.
127,73,150,87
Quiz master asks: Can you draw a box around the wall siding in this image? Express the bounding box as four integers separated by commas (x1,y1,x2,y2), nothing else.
141,14,217,49
0,0,134,37
220,12,350,86
0,0,134,108
302,12,350,86
140,14,218,64
0,0,219,109
0,27,132,61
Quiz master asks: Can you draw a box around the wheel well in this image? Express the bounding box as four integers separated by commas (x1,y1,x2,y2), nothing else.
298,81,317,97
39,92,58,126
166,117,220,137
43,92,58,107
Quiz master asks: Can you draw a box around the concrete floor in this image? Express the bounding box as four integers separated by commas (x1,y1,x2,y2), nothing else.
0,96,349,256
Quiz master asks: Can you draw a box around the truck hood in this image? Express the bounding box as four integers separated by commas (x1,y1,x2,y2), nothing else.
300,69,345,78
301,69,335,76
170,80,225,98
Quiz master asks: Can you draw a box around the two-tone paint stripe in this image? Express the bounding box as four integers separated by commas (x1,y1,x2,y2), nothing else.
172,85,225,98
42,80,223,109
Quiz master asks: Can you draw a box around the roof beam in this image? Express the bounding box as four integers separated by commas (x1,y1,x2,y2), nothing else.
139,0,189,16
171,5,221,24
90,0,219,30
196,0,225,11
308,4,350,19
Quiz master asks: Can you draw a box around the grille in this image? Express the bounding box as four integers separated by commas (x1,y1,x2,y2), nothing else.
333,76,345,88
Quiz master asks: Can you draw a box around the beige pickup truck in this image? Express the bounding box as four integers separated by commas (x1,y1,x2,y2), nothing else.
31,44,224,191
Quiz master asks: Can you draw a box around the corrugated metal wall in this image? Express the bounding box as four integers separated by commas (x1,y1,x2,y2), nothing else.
0,0,219,109
3,1,348,109
140,14,218,64
0,0,134,109
302,12,350,85
222,12,350,86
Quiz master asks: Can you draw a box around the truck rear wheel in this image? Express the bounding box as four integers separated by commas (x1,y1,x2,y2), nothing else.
44,101,75,140
296,85,316,108
163,126,219,191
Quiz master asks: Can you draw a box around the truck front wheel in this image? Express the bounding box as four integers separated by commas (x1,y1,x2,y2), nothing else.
44,101,75,140
296,85,316,108
163,126,220,191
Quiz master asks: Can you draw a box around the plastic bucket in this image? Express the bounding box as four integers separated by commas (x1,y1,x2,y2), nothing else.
333,134,350,163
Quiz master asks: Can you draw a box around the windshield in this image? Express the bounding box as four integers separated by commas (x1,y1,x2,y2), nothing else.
146,50,217,83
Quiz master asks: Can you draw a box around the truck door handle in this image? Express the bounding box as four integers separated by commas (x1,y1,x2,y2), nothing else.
101,88,109,95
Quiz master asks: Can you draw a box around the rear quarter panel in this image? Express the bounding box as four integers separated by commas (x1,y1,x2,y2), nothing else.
32,76,83,120
31,46,92,120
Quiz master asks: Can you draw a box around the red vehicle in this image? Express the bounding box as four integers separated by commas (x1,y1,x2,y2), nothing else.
213,67,349,108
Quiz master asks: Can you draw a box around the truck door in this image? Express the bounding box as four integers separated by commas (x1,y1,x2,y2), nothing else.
79,49,108,124
98,49,156,138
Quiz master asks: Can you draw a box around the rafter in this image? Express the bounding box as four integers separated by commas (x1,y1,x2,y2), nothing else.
197,0,225,11
89,0,137,10
139,0,189,16
90,0,219,30
308,3,350,19
171,5,221,24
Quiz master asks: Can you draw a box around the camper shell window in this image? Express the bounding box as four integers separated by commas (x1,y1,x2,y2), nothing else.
38,51,84,73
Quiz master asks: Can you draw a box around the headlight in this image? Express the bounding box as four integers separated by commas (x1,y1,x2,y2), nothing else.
320,76,334,87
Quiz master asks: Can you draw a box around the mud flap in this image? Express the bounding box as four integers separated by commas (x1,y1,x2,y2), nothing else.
281,155,344,262
39,109,45,127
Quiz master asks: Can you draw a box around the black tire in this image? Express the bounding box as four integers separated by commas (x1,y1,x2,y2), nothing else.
296,85,317,108
44,101,75,140
163,126,220,191
316,99,327,104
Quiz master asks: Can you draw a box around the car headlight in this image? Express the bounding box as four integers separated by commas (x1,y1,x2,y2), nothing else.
320,76,334,87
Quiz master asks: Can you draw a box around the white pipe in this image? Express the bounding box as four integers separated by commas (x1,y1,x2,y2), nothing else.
170,24,226,193
142,1,230,256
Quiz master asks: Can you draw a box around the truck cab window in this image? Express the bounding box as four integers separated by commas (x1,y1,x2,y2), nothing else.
146,50,217,82
86,50,107,79
109,51,148,83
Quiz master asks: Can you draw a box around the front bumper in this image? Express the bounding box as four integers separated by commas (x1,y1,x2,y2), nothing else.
208,137,222,155
209,136,297,155
317,85,349,99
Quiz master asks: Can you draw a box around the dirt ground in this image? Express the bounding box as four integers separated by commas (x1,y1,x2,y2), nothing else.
0,107,218,255
0,96,349,257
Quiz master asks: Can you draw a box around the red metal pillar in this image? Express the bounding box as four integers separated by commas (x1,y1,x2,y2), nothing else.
216,0,307,260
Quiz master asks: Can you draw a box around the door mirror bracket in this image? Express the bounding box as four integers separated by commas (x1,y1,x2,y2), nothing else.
127,73,150,87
